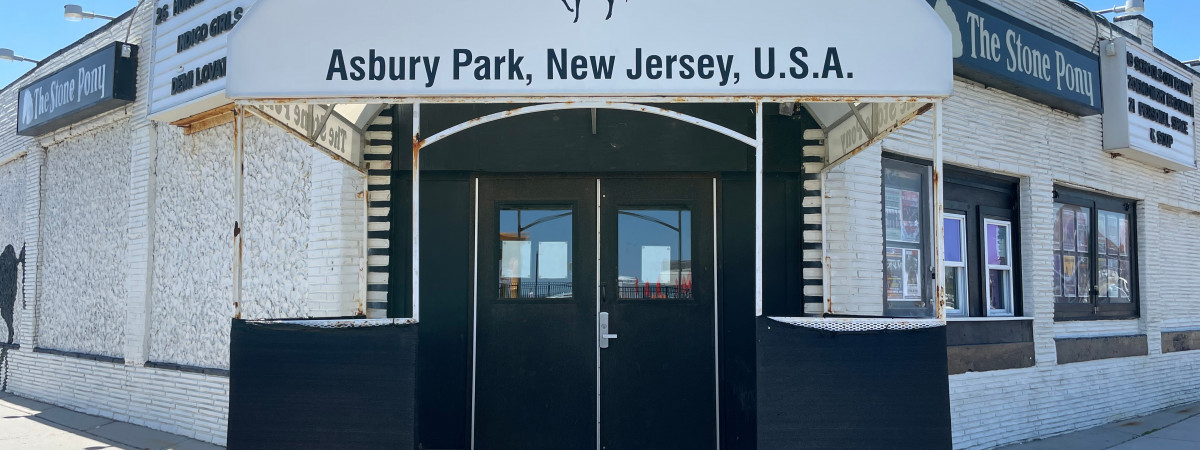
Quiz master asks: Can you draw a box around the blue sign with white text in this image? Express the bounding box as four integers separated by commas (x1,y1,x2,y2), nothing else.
929,0,1102,116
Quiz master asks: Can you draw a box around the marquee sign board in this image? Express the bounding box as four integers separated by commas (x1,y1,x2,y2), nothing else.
929,0,1102,116
17,42,139,136
1101,37,1197,171
225,0,953,100
149,0,256,122
257,104,363,165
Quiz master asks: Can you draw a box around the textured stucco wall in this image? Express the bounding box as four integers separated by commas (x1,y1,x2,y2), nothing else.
149,118,318,368
0,159,25,343
240,118,312,320
149,123,234,368
38,124,131,357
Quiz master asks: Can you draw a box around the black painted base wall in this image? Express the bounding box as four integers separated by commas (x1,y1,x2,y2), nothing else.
756,318,952,449
228,320,418,449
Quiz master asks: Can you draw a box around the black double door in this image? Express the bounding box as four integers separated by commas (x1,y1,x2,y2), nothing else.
475,177,716,450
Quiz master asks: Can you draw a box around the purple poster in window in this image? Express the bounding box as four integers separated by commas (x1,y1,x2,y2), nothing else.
986,223,1008,266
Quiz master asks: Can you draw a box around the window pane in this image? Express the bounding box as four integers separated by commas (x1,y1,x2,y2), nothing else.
499,209,573,299
618,209,692,300
944,217,963,263
946,266,967,316
1076,208,1090,252
988,269,1013,315
986,223,1009,266
1055,205,1090,304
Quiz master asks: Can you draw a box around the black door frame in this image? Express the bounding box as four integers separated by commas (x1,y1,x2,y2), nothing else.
470,174,720,450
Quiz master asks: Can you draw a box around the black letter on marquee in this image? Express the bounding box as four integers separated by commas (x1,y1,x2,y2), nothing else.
822,47,844,79
327,49,348,81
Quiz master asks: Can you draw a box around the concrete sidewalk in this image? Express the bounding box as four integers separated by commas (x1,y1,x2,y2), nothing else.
0,393,222,449
1001,402,1200,449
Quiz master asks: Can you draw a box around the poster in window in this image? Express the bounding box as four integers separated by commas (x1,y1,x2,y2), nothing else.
886,248,903,300
501,241,532,278
1053,205,1062,251
1062,209,1076,252
885,188,902,242
1063,255,1077,297
1077,256,1089,299
1097,256,1108,298
1097,215,1107,255
1113,219,1123,256
1076,211,1089,252
1107,216,1119,256
900,190,921,243
986,223,1008,266
1107,258,1119,297
1053,253,1063,297
904,249,921,299
537,242,569,279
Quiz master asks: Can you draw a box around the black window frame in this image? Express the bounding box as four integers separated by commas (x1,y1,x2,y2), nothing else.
943,166,1023,318
1053,186,1140,321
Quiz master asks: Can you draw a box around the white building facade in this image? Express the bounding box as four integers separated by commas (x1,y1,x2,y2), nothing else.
0,0,1196,449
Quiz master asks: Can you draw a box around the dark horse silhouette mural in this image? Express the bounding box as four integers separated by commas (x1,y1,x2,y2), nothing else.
0,244,23,392
561,0,628,22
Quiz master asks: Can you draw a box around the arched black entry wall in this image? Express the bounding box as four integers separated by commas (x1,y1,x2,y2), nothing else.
386,103,818,449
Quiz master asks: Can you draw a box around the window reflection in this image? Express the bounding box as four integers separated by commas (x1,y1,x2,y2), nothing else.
618,209,692,300
499,208,573,299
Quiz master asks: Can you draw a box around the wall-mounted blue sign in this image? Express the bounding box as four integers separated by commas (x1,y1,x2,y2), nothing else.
929,0,1102,116
17,42,139,136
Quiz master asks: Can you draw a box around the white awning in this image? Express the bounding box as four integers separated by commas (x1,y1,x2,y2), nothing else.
225,0,953,101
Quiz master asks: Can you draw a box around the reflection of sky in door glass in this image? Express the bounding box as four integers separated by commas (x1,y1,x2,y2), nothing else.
499,209,572,299
618,209,692,299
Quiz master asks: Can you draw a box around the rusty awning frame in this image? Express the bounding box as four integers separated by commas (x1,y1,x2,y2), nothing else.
231,95,948,325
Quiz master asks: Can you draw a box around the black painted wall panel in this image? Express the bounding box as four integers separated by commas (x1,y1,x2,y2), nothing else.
415,175,473,449
227,320,417,450
757,318,952,449
720,175,757,450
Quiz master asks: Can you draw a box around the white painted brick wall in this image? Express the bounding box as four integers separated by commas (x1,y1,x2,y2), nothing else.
307,154,366,317
823,144,885,315
814,1,1200,447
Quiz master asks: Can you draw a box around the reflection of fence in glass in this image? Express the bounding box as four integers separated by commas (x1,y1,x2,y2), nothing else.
498,281,574,299
618,284,692,300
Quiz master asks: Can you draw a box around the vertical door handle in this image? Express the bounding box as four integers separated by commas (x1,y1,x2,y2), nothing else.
599,312,618,348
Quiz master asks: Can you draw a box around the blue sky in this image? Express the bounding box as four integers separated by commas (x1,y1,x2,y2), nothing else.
0,0,1197,88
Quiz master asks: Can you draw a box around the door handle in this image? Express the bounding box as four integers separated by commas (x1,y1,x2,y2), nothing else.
599,312,617,349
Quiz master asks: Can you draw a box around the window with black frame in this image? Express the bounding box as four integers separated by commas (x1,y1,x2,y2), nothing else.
942,168,1021,318
882,157,933,317
1052,186,1138,320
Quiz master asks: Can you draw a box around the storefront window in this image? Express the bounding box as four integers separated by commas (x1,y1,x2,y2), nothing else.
942,167,1021,318
617,209,692,300
498,208,573,299
944,214,968,317
882,157,932,317
985,219,1014,316
1053,187,1138,320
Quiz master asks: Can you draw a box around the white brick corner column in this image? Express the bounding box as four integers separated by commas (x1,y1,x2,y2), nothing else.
364,107,394,319
18,145,44,352
1137,201,1163,355
122,9,157,366
801,129,826,316
121,121,157,366
1024,171,1057,367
